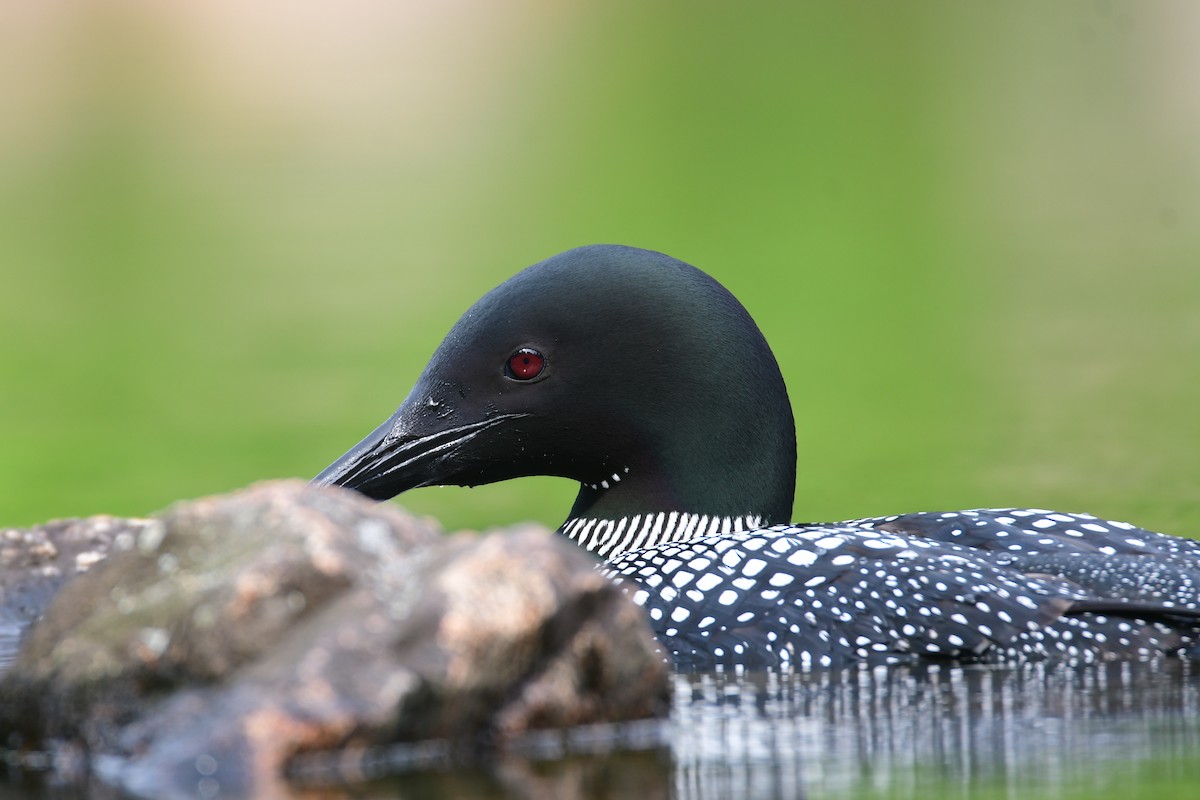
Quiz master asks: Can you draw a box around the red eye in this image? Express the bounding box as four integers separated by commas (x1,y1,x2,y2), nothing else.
507,348,545,380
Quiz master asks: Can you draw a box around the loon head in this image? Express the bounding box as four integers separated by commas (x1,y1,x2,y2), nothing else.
314,244,796,527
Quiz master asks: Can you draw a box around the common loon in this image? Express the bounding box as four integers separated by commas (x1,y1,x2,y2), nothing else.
314,245,1200,669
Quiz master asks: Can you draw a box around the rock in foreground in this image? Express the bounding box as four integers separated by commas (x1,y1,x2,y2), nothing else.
0,481,668,798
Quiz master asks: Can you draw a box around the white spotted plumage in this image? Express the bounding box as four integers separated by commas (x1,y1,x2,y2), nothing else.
580,508,1200,669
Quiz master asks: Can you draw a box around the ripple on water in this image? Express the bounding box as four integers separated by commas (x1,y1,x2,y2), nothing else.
3,660,1200,799
669,659,1200,799
0,623,20,671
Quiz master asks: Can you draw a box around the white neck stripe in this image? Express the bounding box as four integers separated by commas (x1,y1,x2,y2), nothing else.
560,512,765,559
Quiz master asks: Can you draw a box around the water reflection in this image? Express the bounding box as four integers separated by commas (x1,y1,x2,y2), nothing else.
0,624,19,672
4,659,1200,799
670,660,1200,799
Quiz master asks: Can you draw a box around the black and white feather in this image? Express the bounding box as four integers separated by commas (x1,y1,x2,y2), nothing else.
600,509,1200,669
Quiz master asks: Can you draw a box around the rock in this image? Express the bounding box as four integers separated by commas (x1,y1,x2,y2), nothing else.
0,515,152,669
0,481,669,798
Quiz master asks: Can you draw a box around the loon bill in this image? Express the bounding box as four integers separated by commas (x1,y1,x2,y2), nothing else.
314,244,1200,670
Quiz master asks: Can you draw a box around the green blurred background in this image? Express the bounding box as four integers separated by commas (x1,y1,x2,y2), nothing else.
1,1,1198,536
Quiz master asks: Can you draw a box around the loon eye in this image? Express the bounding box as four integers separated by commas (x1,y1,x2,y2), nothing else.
506,348,545,381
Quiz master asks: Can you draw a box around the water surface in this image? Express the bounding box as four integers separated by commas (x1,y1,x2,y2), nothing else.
6,657,1198,799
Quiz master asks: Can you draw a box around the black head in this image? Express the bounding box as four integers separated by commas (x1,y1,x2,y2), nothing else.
314,245,796,525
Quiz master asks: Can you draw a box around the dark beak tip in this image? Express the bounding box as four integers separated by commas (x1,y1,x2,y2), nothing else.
312,444,370,491
312,464,344,487
313,408,525,502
